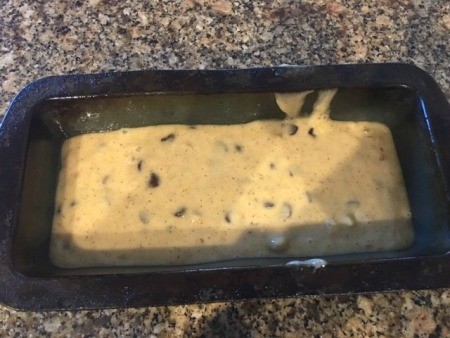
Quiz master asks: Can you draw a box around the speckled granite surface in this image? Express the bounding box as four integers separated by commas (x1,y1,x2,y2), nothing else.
0,0,449,336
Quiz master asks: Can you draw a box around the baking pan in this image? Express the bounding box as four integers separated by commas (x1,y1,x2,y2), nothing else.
0,64,449,310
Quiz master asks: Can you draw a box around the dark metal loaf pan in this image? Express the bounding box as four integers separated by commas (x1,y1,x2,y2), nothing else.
0,64,449,310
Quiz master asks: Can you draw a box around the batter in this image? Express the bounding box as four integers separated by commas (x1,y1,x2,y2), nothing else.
50,90,414,268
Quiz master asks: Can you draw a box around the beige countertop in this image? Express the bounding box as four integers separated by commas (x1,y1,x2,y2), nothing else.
0,0,449,336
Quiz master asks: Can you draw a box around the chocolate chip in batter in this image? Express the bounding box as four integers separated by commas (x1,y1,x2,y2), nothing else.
161,133,176,142
267,234,289,252
174,207,186,217
264,201,275,208
235,144,243,152
224,212,232,223
149,172,160,188
281,122,299,136
288,124,298,135
308,128,316,137
347,199,360,207
281,202,292,219
137,160,143,171
57,205,62,214
344,212,358,226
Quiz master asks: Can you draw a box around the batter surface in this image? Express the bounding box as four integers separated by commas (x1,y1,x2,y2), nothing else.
50,90,414,267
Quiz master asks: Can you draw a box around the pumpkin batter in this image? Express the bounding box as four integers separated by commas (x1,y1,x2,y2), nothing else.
50,90,414,268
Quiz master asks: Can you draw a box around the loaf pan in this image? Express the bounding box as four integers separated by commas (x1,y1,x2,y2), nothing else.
0,64,449,310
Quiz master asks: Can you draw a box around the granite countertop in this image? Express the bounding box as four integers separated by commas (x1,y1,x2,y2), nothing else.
0,0,449,336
